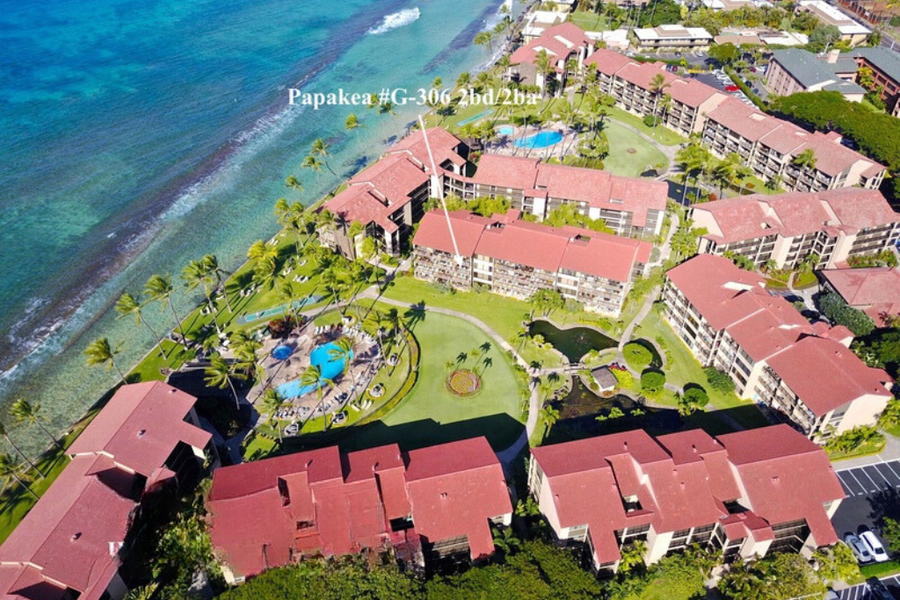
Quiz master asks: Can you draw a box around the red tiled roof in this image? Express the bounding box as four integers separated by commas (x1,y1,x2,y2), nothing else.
820,267,900,326
615,61,675,91
534,426,845,564
413,209,651,283
717,425,845,546
707,97,782,142
209,437,510,577
67,381,211,478
0,455,137,598
766,336,892,416
585,47,633,76
510,23,591,71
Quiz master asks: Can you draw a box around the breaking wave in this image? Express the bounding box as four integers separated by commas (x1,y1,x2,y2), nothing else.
367,7,420,35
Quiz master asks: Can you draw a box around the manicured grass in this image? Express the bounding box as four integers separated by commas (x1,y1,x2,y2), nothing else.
793,270,818,289
606,107,686,146
828,437,887,461
568,10,610,32
127,340,195,383
382,276,614,364
603,120,669,178
861,559,900,579
350,312,526,450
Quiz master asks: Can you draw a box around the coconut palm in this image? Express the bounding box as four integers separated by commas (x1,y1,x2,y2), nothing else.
259,388,286,443
85,337,126,385
328,336,356,402
246,240,278,265
11,399,61,450
791,148,817,190
115,292,165,357
345,113,361,133
0,453,37,500
143,274,187,343
310,138,336,176
201,254,234,314
302,154,324,179
204,354,245,411
183,259,221,335
473,30,494,53
0,421,42,476
540,405,560,436
278,281,299,321
534,49,552,99
285,175,303,192
299,365,333,431
649,73,672,138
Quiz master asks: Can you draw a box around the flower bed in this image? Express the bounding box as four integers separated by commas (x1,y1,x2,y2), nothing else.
446,369,481,397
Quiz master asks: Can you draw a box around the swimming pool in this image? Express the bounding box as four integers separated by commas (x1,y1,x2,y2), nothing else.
276,342,353,398
496,125,514,136
513,130,563,149
272,345,293,361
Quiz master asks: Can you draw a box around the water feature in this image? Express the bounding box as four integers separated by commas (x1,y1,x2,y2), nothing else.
276,342,352,399
271,345,293,361
528,320,616,363
513,130,563,149
496,125,514,136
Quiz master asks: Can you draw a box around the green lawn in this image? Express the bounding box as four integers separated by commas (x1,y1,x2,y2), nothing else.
604,120,669,179
568,10,610,32
606,107,686,146
348,312,526,451
128,340,195,383
633,310,769,429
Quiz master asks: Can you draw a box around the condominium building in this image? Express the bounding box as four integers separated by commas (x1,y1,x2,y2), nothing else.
208,437,511,583
585,46,887,190
798,0,871,46
689,188,900,270
632,25,714,52
509,23,594,91
664,255,893,439
819,266,900,326
766,49,865,101
319,127,469,256
454,154,668,237
0,382,214,600
412,209,651,316
528,425,845,574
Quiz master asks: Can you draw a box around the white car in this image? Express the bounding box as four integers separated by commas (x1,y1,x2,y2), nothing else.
860,531,890,563
846,533,874,563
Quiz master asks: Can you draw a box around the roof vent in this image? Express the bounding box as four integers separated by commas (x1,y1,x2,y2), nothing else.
623,441,628,450
137,429,146,438
440,492,448,499
692,444,697,453
71,532,82,541
772,476,780,484
307,459,314,468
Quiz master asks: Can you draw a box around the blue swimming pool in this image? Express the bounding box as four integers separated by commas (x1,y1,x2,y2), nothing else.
276,342,353,399
513,130,563,149
497,125,514,136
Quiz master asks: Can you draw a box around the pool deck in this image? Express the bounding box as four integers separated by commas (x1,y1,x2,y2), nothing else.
489,121,578,160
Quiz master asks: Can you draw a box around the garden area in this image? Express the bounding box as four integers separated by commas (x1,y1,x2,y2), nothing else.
602,121,668,178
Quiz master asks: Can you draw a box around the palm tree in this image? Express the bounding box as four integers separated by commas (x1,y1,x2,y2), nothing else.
492,527,522,555
791,148,817,190
201,254,234,314
11,399,61,450
534,49,553,99
310,138,336,176
259,388,286,443
0,421,42,476
85,337,126,384
302,154,324,179
473,30,494,53
540,405,560,437
285,175,303,192
183,259,221,335
204,354,245,411
345,113,361,134
124,583,159,600
143,274,187,343
247,240,278,265
328,336,356,401
299,365,333,431
115,292,165,356
0,453,38,500
278,281,299,321
649,73,672,138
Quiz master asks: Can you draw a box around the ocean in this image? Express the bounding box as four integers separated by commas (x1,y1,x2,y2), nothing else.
0,0,509,455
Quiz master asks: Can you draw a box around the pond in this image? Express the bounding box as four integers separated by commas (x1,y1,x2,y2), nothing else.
528,320,617,363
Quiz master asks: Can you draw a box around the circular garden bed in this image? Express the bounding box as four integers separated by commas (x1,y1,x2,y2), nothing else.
446,369,481,397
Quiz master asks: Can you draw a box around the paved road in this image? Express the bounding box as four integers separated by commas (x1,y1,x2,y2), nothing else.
836,459,900,498
834,575,900,600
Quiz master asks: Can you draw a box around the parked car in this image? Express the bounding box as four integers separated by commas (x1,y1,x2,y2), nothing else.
846,533,874,563
861,531,890,563
725,85,740,92
867,578,895,600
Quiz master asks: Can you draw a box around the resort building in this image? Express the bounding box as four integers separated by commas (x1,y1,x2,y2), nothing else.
798,0,871,46
663,254,893,439
766,49,865,101
207,437,512,584
819,266,900,326
412,209,652,316
850,47,900,116
318,127,469,256
458,154,668,237
689,188,900,270
521,10,570,42
586,47,887,190
509,23,594,92
631,25,714,52
528,425,845,574
0,382,213,600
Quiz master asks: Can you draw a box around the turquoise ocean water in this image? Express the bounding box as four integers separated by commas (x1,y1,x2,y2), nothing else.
0,0,508,455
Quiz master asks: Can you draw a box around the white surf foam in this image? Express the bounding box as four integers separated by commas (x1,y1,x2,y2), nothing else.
367,7,420,35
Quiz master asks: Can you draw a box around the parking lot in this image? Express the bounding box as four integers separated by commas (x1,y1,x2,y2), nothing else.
833,575,900,600
837,461,900,497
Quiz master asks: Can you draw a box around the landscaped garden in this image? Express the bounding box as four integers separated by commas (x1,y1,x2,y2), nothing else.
602,120,669,178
